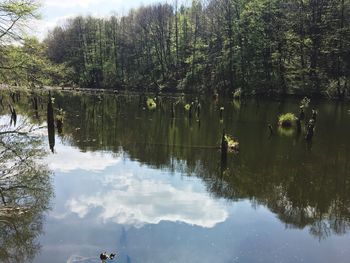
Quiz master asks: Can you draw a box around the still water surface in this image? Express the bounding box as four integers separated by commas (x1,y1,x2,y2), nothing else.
0,91,350,263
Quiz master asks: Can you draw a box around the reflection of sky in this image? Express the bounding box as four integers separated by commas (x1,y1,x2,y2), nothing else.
46,143,120,172
46,139,228,228
36,139,350,263
67,171,228,228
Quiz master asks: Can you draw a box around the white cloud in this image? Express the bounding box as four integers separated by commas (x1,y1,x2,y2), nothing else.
31,14,77,40
46,144,120,172
44,0,103,8
67,172,229,228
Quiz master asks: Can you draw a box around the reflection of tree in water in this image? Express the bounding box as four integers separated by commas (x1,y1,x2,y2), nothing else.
0,124,53,263
3,91,350,240
50,93,350,240
202,150,350,240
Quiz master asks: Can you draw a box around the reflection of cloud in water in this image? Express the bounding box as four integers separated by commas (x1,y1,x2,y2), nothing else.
47,144,119,172
66,255,99,263
67,172,228,228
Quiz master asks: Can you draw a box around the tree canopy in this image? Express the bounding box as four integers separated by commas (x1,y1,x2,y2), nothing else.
0,0,349,98
43,0,350,98
0,0,40,43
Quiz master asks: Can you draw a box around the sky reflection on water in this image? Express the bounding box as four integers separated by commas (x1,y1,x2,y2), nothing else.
36,138,350,263
2,92,350,263
48,141,229,228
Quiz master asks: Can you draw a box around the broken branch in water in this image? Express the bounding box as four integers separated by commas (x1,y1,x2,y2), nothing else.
0,125,46,136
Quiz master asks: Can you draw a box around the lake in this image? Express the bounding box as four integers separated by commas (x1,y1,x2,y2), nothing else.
1,90,350,263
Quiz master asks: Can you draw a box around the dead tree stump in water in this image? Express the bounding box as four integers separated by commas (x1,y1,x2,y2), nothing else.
299,107,305,121
296,118,302,133
196,103,201,119
219,107,224,120
188,103,193,119
9,104,17,126
221,129,228,164
305,110,318,141
47,95,55,152
305,119,315,141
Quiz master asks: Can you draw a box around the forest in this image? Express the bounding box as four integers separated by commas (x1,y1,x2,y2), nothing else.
1,0,350,98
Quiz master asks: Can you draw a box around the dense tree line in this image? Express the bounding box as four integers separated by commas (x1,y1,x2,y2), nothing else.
45,0,350,97
1,0,349,98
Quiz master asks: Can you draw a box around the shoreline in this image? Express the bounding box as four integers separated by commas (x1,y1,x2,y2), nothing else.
1,84,349,101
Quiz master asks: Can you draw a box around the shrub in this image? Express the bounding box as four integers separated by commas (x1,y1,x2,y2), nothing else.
278,113,297,128
146,98,156,110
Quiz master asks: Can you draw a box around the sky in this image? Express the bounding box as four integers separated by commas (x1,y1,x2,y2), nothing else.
33,0,167,39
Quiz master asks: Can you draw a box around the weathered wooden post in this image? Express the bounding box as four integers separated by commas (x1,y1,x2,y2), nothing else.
219,107,224,120
9,104,17,127
47,94,55,153
305,119,315,141
296,118,301,133
56,107,64,135
221,129,228,164
311,109,317,122
299,107,305,121
189,103,193,119
57,119,63,134
196,102,201,119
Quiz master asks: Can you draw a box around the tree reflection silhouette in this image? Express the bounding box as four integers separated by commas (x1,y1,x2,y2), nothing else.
0,125,53,263
51,93,350,240
2,90,350,241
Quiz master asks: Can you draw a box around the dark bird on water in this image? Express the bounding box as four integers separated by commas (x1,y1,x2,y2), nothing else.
100,252,117,261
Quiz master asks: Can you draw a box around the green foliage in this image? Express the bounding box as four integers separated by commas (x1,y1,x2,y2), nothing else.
278,113,297,128
146,98,157,110
0,0,349,97
0,0,40,42
42,0,349,96
0,38,69,87
224,134,239,152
